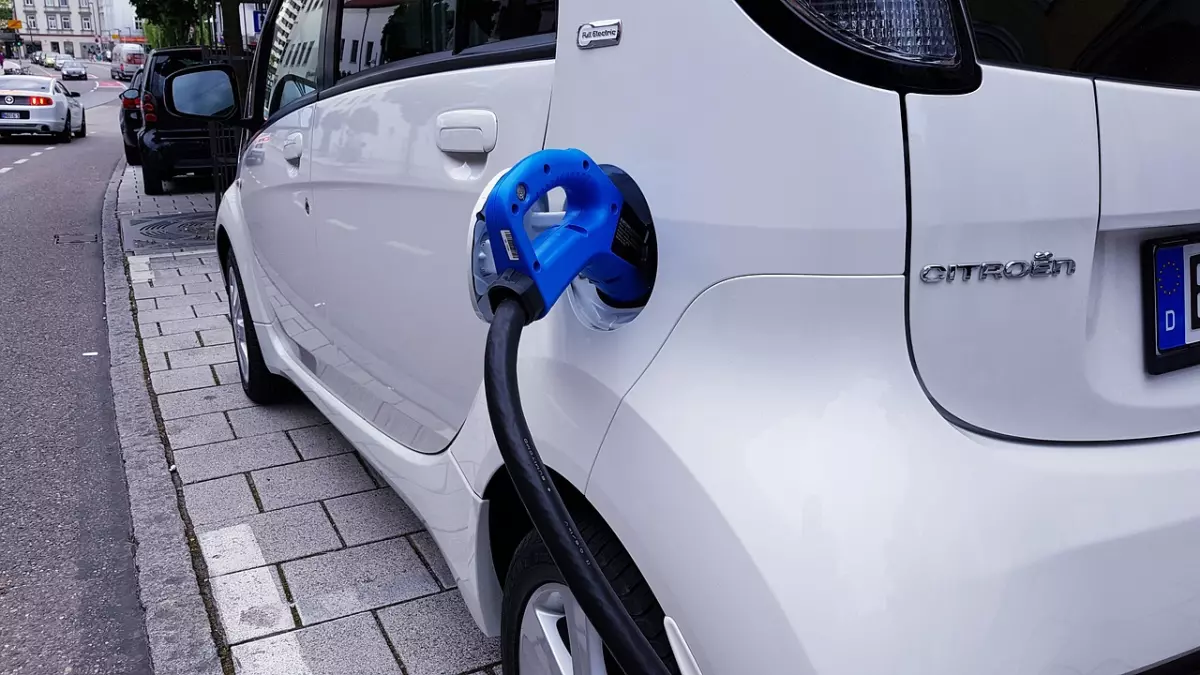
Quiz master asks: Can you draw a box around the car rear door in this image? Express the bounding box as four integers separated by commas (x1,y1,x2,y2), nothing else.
306,0,555,453
237,0,327,332
907,1,1200,443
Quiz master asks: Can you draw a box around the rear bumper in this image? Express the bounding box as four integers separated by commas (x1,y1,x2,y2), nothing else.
0,108,64,133
140,129,230,174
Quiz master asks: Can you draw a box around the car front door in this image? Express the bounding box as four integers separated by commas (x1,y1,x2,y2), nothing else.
306,0,556,452
55,81,80,129
238,0,327,333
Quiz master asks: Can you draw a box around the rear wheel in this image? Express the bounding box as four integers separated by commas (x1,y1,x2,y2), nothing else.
501,514,679,675
123,143,140,165
141,157,165,195
56,113,71,143
73,111,86,138
226,253,289,404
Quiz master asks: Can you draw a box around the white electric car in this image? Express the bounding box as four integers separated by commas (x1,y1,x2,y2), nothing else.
0,75,85,141
165,0,1200,672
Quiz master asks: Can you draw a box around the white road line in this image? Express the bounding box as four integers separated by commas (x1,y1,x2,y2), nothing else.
43,146,54,151
29,152,41,157
13,159,27,165
0,167,11,174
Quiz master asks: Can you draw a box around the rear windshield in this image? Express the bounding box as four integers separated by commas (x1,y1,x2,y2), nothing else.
148,53,203,97
0,77,50,92
968,0,1200,89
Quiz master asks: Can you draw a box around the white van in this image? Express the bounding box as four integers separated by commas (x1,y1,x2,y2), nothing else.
109,43,144,81
164,0,1200,673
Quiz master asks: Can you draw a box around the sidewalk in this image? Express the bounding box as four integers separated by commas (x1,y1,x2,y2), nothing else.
105,163,502,675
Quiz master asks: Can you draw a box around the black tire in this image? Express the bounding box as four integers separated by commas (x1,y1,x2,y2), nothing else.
73,111,86,138
501,514,679,675
56,114,71,143
141,158,165,195
226,253,289,404
123,143,140,165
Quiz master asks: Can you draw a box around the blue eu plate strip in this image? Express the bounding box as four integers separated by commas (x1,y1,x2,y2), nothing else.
1156,245,1186,352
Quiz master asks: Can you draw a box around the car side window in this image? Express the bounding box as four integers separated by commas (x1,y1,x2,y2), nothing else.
54,82,68,95
262,0,326,119
334,0,454,81
461,0,555,48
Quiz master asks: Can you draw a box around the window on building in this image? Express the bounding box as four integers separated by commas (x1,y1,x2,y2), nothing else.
134,18,143,29
50,41,59,51
64,41,74,54
61,0,69,7
25,14,36,28
47,15,57,29
334,0,454,81
81,16,90,30
22,0,33,7
62,16,71,30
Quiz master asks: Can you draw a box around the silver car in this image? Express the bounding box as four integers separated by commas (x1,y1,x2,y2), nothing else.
60,60,87,80
0,76,86,141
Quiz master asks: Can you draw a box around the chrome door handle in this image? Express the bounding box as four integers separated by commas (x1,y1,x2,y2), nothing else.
436,109,497,154
282,131,304,166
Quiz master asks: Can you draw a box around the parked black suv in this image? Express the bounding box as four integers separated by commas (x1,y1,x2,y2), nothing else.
119,67,144,165
137,47,235,195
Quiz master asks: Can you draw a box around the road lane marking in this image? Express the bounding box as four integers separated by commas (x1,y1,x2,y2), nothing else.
44,146,54,151
13,159,27,164
0,167,11,174
29,152,41,157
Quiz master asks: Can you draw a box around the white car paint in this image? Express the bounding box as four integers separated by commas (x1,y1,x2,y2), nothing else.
206,0,1200,672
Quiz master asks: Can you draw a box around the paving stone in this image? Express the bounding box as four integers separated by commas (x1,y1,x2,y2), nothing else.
157,383,254,419
213,361,241,385
183,475,259,527
151,257,200,269
231,613,401,675
378,590,500,675
136,298,156,312
281,538,438,624
146,352,168,372
227,403,327,438
166,412,235,449
198,503,340,575
253,454,375,511
168,344,236,369
154,291,220,309
325,489,422,546
151,273,210,286
185,280,226,295
194,302,229,318
210,567,293,644
410,532,455,589
158,315,231,335
174,432,300,483
199,326,233,345
142,331,201,353
133,282,185,299
288,424,353,460
137,305,197,325
150,365,217,394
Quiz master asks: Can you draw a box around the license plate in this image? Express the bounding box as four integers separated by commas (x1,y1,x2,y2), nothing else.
1,112,20,119
1144,234,1200,374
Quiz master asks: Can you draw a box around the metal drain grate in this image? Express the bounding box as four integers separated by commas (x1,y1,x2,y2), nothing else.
54,233,99,244
122,212,217,253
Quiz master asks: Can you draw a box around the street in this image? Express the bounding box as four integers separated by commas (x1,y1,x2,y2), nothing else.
0,61,152,674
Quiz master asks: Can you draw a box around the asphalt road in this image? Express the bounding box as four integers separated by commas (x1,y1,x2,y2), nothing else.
0,65,152,675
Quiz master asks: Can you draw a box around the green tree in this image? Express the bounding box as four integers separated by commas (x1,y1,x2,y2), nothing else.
127,0,203,47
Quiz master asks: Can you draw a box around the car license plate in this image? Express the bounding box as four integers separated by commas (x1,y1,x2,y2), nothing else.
1,112,20,119
1144,234,1200,374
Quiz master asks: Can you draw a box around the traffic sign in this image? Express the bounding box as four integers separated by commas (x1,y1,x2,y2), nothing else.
7,19,23,30
253,10,266,33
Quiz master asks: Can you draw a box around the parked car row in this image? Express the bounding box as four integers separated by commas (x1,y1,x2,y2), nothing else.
119,46,235,194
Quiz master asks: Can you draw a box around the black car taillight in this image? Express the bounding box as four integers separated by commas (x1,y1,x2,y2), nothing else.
141,93,157,124
735,0,979,93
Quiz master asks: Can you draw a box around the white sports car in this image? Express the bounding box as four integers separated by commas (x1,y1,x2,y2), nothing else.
2,61,25,75
0,75,85,141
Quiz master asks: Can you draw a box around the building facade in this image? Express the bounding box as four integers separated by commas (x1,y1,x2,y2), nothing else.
19,0,106,58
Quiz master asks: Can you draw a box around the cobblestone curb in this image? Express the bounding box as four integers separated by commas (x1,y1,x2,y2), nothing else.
101,158,226,675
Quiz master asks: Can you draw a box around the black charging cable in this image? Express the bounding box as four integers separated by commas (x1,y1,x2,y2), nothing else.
484,298,673,675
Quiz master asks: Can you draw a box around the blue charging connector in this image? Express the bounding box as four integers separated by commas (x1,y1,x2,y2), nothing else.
481,148,652,322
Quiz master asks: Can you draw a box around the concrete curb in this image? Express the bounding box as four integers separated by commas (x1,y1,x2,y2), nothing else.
101,159,225,675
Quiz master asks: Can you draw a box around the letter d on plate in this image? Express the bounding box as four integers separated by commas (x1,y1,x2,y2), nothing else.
1156,246,1186,351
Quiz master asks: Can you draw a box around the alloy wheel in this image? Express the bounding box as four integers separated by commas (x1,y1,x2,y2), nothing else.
518,583,609,675
227,266,249,383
